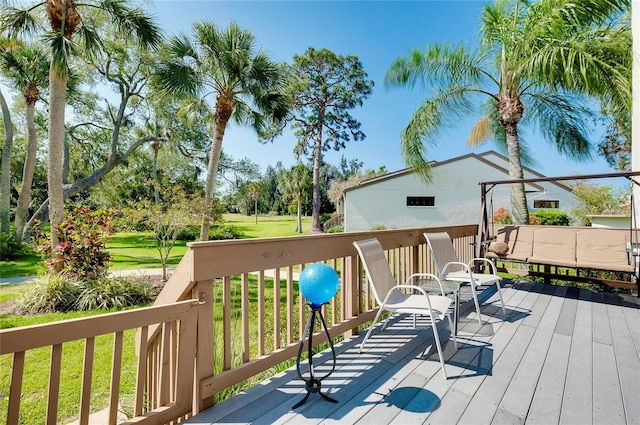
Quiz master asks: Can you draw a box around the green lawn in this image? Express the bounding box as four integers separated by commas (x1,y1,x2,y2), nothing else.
222,213,311,238
1,213,312,277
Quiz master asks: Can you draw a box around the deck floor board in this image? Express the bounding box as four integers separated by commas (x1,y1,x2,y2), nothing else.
185,280,640,425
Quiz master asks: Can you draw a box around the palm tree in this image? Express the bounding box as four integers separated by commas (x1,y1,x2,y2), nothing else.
0,38,49,239
1,0,161,257
154,21,289,241
279,164,311,233
385,0,629,224
247,182,263,224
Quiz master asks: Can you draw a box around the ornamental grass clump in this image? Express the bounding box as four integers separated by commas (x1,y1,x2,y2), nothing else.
17,274,158,314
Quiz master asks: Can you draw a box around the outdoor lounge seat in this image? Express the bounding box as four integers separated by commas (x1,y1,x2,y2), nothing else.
353,238,456,379
424,232,506,324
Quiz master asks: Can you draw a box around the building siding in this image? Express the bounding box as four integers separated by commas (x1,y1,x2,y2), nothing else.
344,151,576,232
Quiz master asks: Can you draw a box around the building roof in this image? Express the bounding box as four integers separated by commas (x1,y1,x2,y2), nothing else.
344,150,572,193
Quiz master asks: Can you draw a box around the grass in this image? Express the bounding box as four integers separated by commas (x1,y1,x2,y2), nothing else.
1,213,312,277
222,213,311,238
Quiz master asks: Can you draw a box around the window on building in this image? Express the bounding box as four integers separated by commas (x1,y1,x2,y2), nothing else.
407,196,435,207
533,200,559,209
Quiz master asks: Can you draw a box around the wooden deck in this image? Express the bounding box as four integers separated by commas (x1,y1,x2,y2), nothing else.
185,280,640,425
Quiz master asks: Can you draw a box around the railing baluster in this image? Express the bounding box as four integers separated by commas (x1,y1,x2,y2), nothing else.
134,327,148,416
46,343,62,425
273,268,281,350
223,275,231,370
7,351,25,425
79,336,95,425
286,266,294,344
242,273,250,363
331,258,338,325
109,331,123,425
159,321,172,405
299,263,305,340
258,271,265,356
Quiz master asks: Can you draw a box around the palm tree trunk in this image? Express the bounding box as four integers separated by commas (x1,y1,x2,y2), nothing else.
200,116,228,241
505,123,529,225
48,69,68,255
14,101,38,240
0,88,13,235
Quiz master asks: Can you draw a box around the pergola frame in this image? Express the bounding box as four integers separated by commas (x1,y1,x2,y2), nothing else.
477,171,640,258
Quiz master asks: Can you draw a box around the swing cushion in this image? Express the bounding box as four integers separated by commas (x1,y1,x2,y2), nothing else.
576,229,633,272
487,225,535,262
488,241,509,256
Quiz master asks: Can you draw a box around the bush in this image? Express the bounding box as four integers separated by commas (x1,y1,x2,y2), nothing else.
325,226,344,233
175,225,200,241
493,207,513,224
209,225,244,240
111,206,154,232
0,233,34,260
531,210,570,226
320,213,333,226
493,207,565,225
33,206,116,279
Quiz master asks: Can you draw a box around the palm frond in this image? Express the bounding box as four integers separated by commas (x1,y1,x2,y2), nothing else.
467,114,494,147
0,5,43,38
43,31,72,76
0,37,49,87
75,25,103,61
525,91,593,160
97,0,162,48
385,42,495,94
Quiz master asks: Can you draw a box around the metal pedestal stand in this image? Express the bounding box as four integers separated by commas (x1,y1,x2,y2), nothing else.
292,303,338,409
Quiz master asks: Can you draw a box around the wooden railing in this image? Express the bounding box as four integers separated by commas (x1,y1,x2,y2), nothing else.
151,225,478,416
0,224,478,424
0,300,199,425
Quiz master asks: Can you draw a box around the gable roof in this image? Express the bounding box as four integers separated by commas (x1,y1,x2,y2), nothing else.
344,150,572,193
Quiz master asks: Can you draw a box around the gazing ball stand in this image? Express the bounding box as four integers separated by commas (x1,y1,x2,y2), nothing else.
292,263,340,409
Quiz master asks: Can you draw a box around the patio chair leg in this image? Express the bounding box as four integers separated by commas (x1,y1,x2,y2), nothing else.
359,307,385,353
428,315,448,380
496,280,506,315
446,312,458,350
470,283,483,324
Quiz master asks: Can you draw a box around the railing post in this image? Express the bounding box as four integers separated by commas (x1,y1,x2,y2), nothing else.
345,255,359,337
193,279,214,413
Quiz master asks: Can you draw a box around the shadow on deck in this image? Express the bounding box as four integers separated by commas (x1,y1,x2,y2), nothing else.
186,280,640,424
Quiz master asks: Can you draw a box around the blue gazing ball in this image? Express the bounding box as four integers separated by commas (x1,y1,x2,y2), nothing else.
299,263,340,307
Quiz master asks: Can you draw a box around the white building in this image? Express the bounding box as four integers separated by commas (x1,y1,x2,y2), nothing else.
342,151,576,232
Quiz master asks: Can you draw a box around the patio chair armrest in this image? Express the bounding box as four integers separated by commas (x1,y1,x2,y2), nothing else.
390,284,436,309
468,257,498,274
441,261,473,277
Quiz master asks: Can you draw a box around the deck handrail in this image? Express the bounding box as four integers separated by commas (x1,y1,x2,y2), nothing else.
1,224,478,424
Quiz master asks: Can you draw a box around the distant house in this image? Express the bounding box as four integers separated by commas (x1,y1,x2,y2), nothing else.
342,151,576,232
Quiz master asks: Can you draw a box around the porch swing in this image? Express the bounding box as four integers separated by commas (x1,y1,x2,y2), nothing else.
477,171,640,294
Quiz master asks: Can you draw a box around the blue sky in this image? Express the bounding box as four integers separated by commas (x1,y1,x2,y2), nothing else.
149,0,619,179
0,1,617,180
